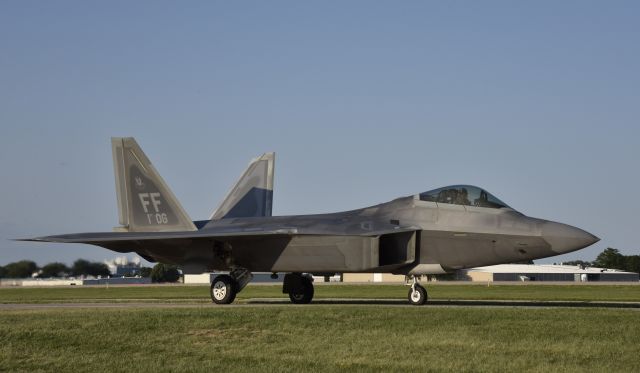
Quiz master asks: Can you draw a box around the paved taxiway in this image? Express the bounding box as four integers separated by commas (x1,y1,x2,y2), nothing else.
2,299,640,310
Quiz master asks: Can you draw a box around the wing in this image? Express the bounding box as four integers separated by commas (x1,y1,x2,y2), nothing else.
17,225,419,253
19,224,420,273
18,228,293,252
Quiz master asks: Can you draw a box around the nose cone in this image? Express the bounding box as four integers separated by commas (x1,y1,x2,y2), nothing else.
542,222,599,254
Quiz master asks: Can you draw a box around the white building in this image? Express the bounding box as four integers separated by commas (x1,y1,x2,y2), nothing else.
183,273,214,284
342,273,405,283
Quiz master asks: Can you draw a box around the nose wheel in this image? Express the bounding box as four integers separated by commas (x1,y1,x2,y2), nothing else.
408,284,427,305
407,276,428,305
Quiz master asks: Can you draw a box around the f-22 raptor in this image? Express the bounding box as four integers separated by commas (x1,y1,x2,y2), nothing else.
22,138,599,305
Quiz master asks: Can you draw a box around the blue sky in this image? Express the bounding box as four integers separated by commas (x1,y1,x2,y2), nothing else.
1,1,639,266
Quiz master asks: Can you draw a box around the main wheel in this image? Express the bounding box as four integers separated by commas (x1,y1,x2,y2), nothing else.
408,284,427,306
210,275,237,304
289,276,314,304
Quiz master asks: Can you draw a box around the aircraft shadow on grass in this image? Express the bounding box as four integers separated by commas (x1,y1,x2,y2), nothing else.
246,299,640,309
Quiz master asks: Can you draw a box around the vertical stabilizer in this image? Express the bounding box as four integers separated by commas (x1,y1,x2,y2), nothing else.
210,153,275,220
111,137,197,232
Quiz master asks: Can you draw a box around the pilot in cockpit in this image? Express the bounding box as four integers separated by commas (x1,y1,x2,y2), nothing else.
457,188,470,205
474,190,488,207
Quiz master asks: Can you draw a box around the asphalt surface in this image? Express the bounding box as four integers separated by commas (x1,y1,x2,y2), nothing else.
1,298,640,310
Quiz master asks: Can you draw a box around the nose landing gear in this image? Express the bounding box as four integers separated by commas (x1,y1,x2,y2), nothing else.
407,275,428,306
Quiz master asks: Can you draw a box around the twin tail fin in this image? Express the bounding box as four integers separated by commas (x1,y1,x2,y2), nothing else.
209,152,275,220
111,138,197,232
111,137,275,233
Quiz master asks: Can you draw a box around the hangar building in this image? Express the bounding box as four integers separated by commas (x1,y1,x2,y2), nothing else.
183,265,639,284
460,264,639,282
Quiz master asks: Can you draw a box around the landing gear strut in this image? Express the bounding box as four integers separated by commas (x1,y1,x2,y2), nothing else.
407,275,428,306
210,267,253,305
283,273,314,304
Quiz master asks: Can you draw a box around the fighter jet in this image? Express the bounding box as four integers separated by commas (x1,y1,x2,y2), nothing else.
21,138,599,305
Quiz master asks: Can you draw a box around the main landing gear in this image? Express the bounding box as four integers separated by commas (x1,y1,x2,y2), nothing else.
283,273,314,304
210,270,315,305
211,270,421,306
407,275,428,306
210,268,253,305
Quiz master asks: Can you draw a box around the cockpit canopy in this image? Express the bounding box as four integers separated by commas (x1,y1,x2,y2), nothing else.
419,185,511,209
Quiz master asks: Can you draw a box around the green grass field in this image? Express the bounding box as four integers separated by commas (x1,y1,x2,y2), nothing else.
1,306,639,372
1,283,639,303
1,284,639,372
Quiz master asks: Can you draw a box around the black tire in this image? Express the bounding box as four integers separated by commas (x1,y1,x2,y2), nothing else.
210,275,237,304
289,276,314,304
408,284,427,306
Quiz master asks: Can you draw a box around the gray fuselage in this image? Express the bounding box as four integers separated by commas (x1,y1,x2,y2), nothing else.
166,195,597,275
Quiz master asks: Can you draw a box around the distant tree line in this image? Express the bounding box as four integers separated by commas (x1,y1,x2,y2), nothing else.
0,259,178,282
564,248,640,274
150,263,180,283
0,259,111,279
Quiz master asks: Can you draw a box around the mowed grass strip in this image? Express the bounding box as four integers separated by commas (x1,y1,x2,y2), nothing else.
1,284,640,303
0,307,639,372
